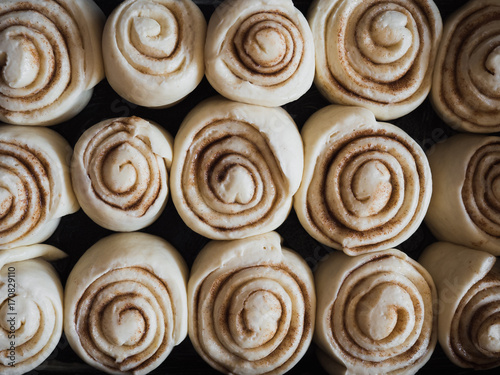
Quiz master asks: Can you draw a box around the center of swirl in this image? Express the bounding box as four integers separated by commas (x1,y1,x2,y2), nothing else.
245,27,286,67
103,145,138,193
0,187,13,219
492,175,500,202
0,37,39,88
477,318,500,353
131,14,177,58
217,165,255,204
356,284,412,341
102,305,146,347
372,11,410,48
352,160,392,216
242,291,282,347
486,46,500,77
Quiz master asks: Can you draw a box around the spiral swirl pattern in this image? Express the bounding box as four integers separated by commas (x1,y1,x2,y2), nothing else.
294,105,431,255
315,249,436,374
71,116,172,232
204,0,315,107
64,233,188,375
188,232,315,375
0,125,78,249
171,98,303,240
308,0,442,120
102,0,206,107
0,254,63,374
0,0,104,125
431,0,500,133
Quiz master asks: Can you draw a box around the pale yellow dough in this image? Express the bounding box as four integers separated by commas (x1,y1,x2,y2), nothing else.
419,242,500,369
188,232,315,375
64,232,188,375
315,248,437,374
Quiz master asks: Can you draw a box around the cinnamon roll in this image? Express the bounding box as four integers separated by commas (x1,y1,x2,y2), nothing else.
0,125,79,249
188,232,315,375
420,242,500,370
0,243,66,374
102,0,206,108
71,116,173,232
204,0,315,107
64,232,188,375
0,0,104,126
171,97,303,240
431,0,500,133
425,134,500,255
294,105,432,255
315,248,437,375
308,0,442,120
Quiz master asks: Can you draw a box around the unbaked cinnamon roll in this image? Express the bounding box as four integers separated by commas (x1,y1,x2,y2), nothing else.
0,125,79,249
420,242,500,370
431,0,500,133
205,0,315,107
71,116,173,232
102,0,206,108
308,0,442,120
188,231,315,375
0,243,66,374
315,248,437,375
294,105,432,255
425,134,500,255
0,0,104,126
64,232,188,375
171,97,303,240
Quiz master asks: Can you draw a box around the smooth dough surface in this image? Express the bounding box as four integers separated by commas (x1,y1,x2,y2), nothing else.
315,248,437,374
171,96,303,240
0,0,104,125
419,242,500,369
103,0,206,107
0,125,79,249
71,116,173,232
424,134,500,255
64,232,188,375
294,105,432,255
205,0,315,107
188,231,315,375
308,0,442,120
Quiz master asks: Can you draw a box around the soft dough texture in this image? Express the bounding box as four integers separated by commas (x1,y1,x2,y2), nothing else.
419,242,500,369
71,116,173,232
315,248,437,375
308,0,442,120
0,244,66,375
171,97,303,240
0,125,79,249
188,232,315,375
294,105,432,255
424,134,500,255
204,0,315,107
0,0,104,126
102,0,206,107
64,232,188,375
431,0,500,133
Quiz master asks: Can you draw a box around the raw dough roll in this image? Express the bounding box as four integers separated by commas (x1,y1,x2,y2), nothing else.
419,242,500,369
425,134,500,255
171,97,303,240
0,244,66,375
294,105,432,255
71,116,173,232
205,0,315,107
0,125,79,249
102,0,206,108
0,0,104,126
431,0,500,133
64,232,188,375
315,248,437,375
308,0,442,120
188,232,315,375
